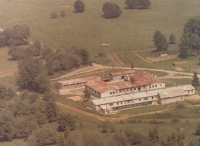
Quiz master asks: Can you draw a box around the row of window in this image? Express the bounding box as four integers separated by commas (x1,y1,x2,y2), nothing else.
108,96,157,106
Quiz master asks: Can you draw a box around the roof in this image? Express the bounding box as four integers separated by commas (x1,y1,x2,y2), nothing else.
90,85,195,105
110,70,135,76
182,84,195,91
130,73,164,86
86,81,136,93
57,76,101,85
159,89,185,99
92,96,124,105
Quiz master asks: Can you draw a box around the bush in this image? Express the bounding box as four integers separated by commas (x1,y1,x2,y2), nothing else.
171,118,180,123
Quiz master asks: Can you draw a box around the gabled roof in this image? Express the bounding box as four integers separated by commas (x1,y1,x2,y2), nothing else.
130,73,164,86
110,70,135,76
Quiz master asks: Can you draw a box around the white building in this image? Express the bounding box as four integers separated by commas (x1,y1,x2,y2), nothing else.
88,85,196,114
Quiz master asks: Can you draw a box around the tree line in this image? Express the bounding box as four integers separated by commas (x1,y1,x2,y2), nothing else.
51,0,151,19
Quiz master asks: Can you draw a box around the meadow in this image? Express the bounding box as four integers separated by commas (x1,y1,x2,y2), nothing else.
1,0,200,58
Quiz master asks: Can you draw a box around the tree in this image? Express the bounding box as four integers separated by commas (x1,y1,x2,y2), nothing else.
60,10,66,17
15,100,30,116
0,85,15,100
74,0,85,13
102,121,115,133
50,11,58,18
179,17,200,57
192,71,199,87
153,30,168,51
14,116,37,139
17,58,50,92
102,2,122,18
57,113,76,132
124,129,144,145
169,34,176,44
45,100,58,122
0,109,15,141
82,132,104,146
27,127,58,146
125,0,151,9
131,62,134,69
1,25,30,46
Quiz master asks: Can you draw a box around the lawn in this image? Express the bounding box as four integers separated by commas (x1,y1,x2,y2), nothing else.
1,0,200,60
0,48,18,72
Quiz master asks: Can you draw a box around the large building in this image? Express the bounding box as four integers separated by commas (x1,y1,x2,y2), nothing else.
85,71,165,98
55,70,196,115
88,85,195,114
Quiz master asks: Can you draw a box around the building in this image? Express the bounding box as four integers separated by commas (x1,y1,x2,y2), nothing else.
85,72,165,98
88,85,196,114
56,76,101,95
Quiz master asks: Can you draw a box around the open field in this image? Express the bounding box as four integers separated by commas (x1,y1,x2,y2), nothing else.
1,0,200,59
0,48,18,72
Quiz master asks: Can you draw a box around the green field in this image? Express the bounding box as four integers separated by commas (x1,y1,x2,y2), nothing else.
0,48,18,72
1,0,200,57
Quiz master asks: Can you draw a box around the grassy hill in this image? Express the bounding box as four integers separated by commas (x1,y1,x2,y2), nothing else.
1,0,200,58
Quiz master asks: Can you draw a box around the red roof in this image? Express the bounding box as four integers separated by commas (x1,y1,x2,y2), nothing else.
130,73,164,86
86,80,136,93
110,70,135,76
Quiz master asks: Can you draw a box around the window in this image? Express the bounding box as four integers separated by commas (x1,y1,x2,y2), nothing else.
116,91,118,94
181,97,183,100
155,85,157,87
117,102,119,105
121,102,123,104
188,91,190,93
134,88,136,90
149,86,151,88
145,97,148,100
152,97,154,99
110,92,112,95
139,99,141,101
113,92,115,94
138,87,141,91
110,103,113,106
152,85,154,88
143,86,145,89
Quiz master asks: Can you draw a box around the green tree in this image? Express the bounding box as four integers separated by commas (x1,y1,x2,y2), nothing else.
0,85,15,100
74,0,85,13
124,129,144,145
17,58,49,92
0,109,15,141
1,25,30,46
192,71,199,87
27,127,58,146
102,121,115,133
102,2,122,18
83,132,104,146
179,17,200,57
125,0,151,9
60,10,66,17
57,113,72,132
153,30,168,51
45,100,58,122
15,100,30,116
169,34,176,44
111,131,130,146
14,116,37,139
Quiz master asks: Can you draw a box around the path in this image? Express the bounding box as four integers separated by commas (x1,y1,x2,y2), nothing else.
0,70,18,78
136,54,152,63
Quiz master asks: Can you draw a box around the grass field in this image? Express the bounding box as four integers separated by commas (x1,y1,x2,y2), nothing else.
0,48,18,72
1,0,200,58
